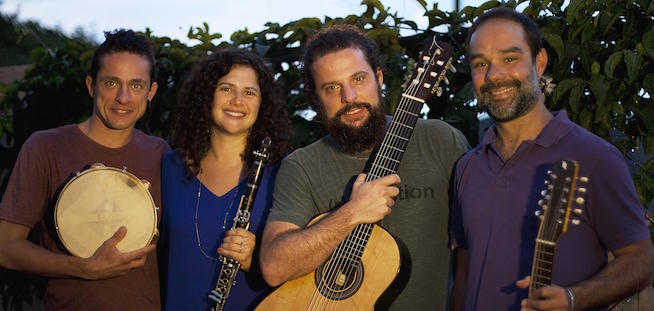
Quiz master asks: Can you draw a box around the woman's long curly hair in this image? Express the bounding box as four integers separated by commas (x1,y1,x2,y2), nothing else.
170,48,290,177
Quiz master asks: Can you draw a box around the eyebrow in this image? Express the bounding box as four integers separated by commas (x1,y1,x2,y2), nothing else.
217,81,260,91
469,46,525,61
318,70,368,90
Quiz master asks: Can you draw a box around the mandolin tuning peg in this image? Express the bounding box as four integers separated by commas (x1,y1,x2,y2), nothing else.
535,210,542,217
538,199,545,206
539,215,544,221
577,187,587,193
541,190,548,196
544,180,550,185
575,197,585,204
547,170,552,175
578,176,589,183
573,208,583,215
571,219,581,225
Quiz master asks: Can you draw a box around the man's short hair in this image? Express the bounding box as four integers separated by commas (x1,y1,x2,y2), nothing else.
302,24,382,105
466,8,543,60
89,29,155,83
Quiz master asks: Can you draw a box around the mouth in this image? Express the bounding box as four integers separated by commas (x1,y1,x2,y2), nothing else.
489,86,516,96
224,109,246,117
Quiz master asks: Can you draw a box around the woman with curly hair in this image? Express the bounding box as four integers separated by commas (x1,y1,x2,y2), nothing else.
159,48,290,310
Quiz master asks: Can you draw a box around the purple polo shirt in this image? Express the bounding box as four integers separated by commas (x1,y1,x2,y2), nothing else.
451,111,649,310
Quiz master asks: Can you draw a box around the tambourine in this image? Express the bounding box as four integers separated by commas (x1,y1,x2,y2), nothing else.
54,164,158,258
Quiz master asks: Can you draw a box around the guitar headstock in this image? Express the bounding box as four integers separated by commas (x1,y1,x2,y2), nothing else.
536,159,588,243
407,36,455,101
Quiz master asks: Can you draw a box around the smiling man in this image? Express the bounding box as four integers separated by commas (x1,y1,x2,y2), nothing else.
449,8,654,311
259,25,468,310
0,29,169,310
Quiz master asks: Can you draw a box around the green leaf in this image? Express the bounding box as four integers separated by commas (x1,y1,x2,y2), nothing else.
644,74,654,98
604,51,623,79
589,74,609,104
623,50,642,84
566,0,584,23
643,26,654,59
581,23,595,44
591,61,600,75
552,77,584,104
542,33,565,60
579,108,593,129
593,100,608,124
569,83,584,114
611,100,624,116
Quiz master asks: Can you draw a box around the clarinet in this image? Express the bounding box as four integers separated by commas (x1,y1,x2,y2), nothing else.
208,137,271,311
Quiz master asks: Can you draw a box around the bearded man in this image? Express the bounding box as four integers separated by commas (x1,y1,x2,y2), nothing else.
258,25,468,310
449,8,654,311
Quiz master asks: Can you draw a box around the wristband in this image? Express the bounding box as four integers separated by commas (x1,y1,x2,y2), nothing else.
564,287,575,311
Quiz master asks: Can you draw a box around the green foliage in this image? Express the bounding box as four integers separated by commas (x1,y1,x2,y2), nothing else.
1,0,654,309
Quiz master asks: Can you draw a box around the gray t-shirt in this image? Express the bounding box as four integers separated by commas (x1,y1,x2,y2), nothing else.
268,118,469,310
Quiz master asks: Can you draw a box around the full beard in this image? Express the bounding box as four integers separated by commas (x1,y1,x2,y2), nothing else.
475,70,541,122
324,100,386,154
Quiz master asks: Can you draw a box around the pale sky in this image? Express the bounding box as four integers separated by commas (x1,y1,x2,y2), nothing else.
1,0,485,44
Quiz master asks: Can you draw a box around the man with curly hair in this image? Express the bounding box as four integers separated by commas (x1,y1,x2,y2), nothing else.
260,25,469,310
0,29,168,310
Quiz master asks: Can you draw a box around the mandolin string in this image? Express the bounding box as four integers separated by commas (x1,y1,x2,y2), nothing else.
310,44,438,310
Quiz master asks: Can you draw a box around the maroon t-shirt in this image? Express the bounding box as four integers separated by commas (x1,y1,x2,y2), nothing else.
0,125,169,310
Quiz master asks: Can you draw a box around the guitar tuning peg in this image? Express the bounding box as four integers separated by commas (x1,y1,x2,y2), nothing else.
571,219,581,225
448,65,457,73
443,76,450,85
575,197,585,204
573,208,583,215
578,176,589,183
431,86,443,96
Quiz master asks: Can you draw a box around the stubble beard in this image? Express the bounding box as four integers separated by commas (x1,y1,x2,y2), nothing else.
475,69,541,122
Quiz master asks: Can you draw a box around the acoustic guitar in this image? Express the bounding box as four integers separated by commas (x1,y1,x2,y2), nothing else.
256,37,454,310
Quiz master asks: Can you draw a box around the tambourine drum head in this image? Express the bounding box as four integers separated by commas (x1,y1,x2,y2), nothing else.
55,168,156,258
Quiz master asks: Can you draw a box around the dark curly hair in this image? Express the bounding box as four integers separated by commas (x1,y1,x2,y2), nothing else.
302,24,382,108
170,49,290,177
90,29,155,83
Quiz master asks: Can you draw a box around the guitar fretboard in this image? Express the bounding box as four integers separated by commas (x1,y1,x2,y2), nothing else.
530,240,555,292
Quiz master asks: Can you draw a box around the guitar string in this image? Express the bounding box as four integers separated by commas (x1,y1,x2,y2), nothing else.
313,77,423,311
309,49,435,310
314,58,428,310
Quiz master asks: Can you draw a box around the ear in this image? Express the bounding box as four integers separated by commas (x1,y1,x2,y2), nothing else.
375,67,384,87
147,81,158,101
85,76,94,97
535,48,548,77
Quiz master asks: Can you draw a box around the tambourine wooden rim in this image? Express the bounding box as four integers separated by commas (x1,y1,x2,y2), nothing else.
54,165,157,258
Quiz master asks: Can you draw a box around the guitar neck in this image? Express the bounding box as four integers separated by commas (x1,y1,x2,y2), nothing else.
530,241,556,293
365,96,424,180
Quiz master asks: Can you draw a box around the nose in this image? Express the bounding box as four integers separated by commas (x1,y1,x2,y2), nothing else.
231,90,243,106
485,62,507,83
340,84,357,104
116,84,131,104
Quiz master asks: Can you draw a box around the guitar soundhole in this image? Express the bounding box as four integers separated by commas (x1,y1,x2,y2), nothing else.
314,257,364,300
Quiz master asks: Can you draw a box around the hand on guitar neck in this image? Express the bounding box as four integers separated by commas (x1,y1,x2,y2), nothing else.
342,173,401,225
